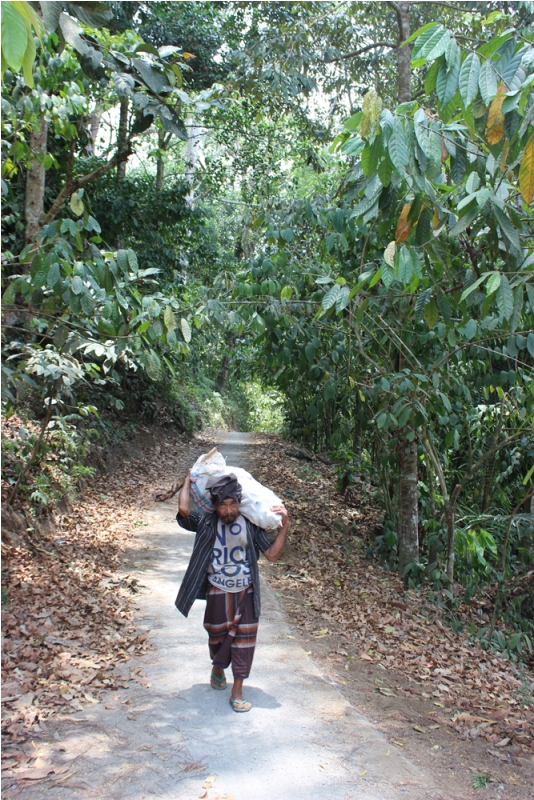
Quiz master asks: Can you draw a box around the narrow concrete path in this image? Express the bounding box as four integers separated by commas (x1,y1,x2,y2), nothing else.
13,432,442,800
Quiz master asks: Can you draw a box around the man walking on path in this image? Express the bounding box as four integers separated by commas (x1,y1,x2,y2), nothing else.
175,471,288,712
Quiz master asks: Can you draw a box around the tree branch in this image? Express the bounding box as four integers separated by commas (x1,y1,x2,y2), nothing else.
327,41,396,63
42,148,132,227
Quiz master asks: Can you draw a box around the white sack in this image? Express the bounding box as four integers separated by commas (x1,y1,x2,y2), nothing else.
189,448,282,531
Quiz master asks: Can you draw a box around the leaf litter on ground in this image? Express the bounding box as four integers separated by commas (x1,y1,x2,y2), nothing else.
2,425,532,792
248,433,533,772
1,425,205,780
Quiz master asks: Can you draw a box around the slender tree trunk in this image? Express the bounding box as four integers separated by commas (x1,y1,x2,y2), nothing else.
397,432,419,578
184,117,201,208
395,1,412,103
352,392,362,462
117,98,129,182
24,116,48,248
86,108,102,155
444,501,455,584
426,459,438,573
156,127,165,192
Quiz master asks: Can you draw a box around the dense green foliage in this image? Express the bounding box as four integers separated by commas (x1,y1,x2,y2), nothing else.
2,1,533,659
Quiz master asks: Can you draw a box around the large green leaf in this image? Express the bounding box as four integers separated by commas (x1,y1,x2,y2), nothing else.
40,1,62,32
496,274,513,320
324,378,337,402
322,284,341,311
436,50,460,107
485,271,501,295
459,53,480,106
493,205,520,252
47,262,61,288
58,12,88,56
397,247,413,285
131,112,155,135
460,272,489,301
70,275,83,295
67,2,113,28
428,30,451,61
2,2,28,72
80,291,94,316
415,26,450,61
21,21,36,86
336,286,350,312
127,249,138,274
132,58,171,95
479,59,498,105
112,71,135,97
160,112,188,140
388,118,409,173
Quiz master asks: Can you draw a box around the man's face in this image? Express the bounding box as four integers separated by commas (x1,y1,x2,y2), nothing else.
214,498,240,524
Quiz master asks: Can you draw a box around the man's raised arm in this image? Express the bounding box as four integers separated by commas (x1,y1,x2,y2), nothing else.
178,470,191,518
263,505,289,563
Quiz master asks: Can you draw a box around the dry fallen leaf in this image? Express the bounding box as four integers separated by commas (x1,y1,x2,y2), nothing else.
378,687,397,697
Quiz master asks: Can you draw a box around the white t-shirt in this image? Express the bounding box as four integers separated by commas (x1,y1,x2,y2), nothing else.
208,514,252,593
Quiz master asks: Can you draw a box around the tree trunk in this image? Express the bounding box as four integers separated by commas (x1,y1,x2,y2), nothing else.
396,1,412,103
184,117,201,208
24,116,48,248
444,501,455,584
117,98,129,182
352,392,362,462
86,108,101,155
156,127,165,192
426,459,438,573
397,432,419,578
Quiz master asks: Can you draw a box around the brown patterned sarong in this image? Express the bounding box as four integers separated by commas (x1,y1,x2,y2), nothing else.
203,585,258,679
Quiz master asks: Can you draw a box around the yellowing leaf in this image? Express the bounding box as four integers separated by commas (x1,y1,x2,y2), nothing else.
181,317,192,343
70,192,84,217
202,776,215,789
163,306,176,331
395,203,412,242
486,91,505,145
182,52,196,60
499,138,510,172
360,89,383,139
384,240,396,266
519,131,534,205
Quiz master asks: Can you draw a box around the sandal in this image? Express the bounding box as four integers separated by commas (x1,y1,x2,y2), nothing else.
210,670,227,690
229,698,252,713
